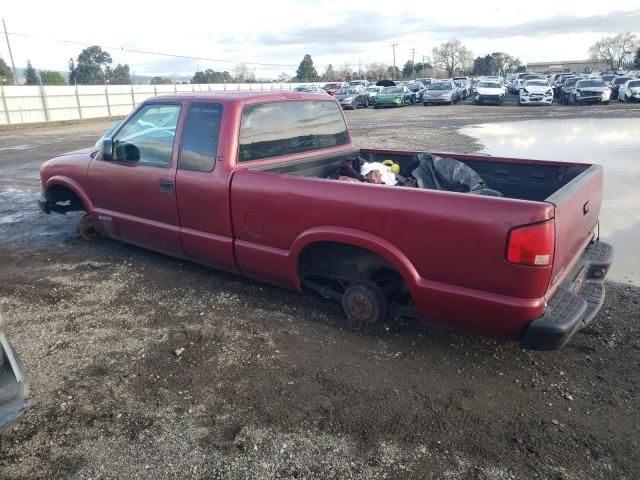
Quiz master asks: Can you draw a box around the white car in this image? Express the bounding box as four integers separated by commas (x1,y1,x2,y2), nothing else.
519,79,554,105
473,81,505,105
365,86,384,103
618,79,640,102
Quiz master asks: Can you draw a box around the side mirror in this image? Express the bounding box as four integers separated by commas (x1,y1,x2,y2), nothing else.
100,138,113,161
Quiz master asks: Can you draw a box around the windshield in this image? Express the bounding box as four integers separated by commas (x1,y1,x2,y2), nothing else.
408,84,420,91
366,87,380,92
323,83,340,89
428,83,451,90
565,78,579,87
382,87,403,94
453,80,463,87
478,82,501,88
614,77,631,85
526,80,548,86
629,81,640,88
577,80,606,88
602,75,615,82
336,88,357,94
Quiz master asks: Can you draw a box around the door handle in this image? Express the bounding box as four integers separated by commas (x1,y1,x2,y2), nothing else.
159,180,174,193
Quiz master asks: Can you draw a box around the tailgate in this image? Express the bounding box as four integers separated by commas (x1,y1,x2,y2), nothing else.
546,164,603,292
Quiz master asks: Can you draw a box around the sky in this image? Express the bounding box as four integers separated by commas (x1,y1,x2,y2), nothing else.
1,0,639,80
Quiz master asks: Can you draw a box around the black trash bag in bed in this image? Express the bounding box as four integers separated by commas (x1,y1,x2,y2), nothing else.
411,153,502,196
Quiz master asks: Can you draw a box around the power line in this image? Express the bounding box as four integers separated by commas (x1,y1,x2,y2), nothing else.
5,30,332,69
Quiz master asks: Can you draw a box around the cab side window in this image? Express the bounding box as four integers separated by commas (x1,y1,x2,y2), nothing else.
112,104,181,167
179,103,223,172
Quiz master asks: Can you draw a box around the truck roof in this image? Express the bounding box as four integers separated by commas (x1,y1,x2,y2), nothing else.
145,90,335,105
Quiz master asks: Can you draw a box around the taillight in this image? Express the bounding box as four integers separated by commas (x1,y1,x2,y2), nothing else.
506,220,555,266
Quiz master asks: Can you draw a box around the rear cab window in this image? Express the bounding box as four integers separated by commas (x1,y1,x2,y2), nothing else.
179,102,223,172
238,100,349,162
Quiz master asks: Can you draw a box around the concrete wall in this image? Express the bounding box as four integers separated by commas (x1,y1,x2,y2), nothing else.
0,83,322,125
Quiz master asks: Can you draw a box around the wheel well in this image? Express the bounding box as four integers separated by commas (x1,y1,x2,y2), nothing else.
298,242,414,311
46,185,86,213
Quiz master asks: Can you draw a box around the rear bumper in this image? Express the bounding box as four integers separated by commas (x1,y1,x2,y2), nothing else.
0,334,31,433
521,240,614,350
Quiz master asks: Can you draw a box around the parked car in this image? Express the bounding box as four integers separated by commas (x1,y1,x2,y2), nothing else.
416,77,435,88
553,73,576,97
453,76,471,96
519,79,554,106
322,82,346,95
473,81,505,105
37,91,613,350
372,86,413,108
407,82,426,102
618,79,640,102
610,76,632,100
453,79,468,99
335,85,369,109
423,82,456,105
349,80,368,88
0,314,31,433
570,79,611,105
293,85,329,95
560,77,581,105
365,85,384,103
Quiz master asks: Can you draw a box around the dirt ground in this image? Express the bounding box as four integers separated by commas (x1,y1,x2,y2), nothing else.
1,98,639,479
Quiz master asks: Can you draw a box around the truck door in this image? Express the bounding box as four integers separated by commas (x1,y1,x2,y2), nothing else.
88,102,184,256
175,102,239,274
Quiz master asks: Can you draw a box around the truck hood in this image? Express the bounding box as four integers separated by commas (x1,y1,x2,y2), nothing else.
40,147,95,185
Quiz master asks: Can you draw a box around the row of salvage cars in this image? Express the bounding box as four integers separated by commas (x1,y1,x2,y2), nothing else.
507,70,640,106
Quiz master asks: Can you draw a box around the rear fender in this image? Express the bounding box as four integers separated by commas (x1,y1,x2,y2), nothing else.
289,227,421,294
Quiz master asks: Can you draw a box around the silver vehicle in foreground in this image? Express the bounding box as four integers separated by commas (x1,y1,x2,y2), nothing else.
0,314,30,433
570,79,611,105
423,81,456,105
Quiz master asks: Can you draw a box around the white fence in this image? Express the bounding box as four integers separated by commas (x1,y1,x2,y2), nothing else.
0,83,321,125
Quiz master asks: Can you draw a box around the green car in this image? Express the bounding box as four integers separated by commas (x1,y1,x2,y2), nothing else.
373,86,413,108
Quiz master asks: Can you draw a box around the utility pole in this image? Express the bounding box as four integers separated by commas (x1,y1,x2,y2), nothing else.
2,19,18,85
410,48,416,79
390,44,398,80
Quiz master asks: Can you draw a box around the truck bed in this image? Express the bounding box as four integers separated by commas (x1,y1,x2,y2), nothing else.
248,148,589,202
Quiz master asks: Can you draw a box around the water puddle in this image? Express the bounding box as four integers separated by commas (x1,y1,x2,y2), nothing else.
461,118,640,285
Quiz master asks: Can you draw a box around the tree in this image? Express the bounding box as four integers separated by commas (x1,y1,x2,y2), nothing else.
472,55,493,76
233,63,255,83
191,69,234,84
39,71,67,85
514,65,526,73
276,72,291,82
432,39,472,77
0,56,13,84
589,33,638,70
295,54,318,82
322,64,336,82
365,63,388,82
71,46,113,84
107,64,131,84
385,65,401,80
634,49,640,69
402,60,414,79
490,52,521,77
150,76,173,85
24,60,39,85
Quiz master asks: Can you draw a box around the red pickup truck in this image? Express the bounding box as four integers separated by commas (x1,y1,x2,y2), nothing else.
37,91,613,350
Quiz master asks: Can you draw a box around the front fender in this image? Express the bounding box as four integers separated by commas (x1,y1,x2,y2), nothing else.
44,176,93,212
